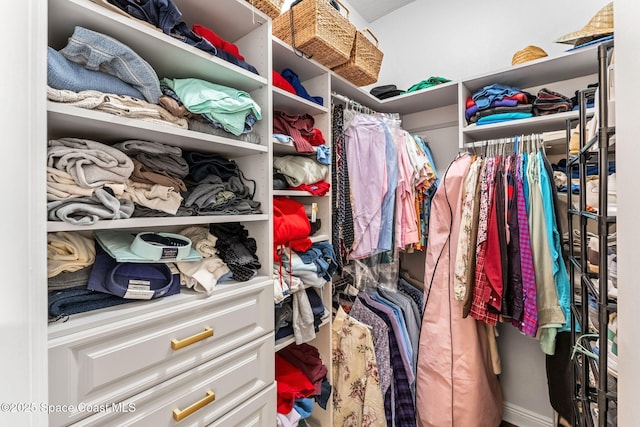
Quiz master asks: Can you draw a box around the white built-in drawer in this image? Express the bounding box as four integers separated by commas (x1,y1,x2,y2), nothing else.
69,333,274,426
208,382,276,427
48,280,272,426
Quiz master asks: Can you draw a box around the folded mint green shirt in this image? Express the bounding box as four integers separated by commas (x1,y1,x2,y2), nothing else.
163,78,261,136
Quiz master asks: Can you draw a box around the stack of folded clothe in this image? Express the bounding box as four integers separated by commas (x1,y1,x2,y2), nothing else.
174,225,232,295
273,155,330,196
48,26,161,103
466,83,535,125
47,231,130,321
88,230,193,301
47,136,261,223
47,26,189,128
114,140,188,216
276,343,332,422
533,88,573,115
182,151,261,215
272,197,332,344
47,229,203,320
47,138,136,225
272,111,330,166
273,70,297,96
48,213,262,322
94,0,259,74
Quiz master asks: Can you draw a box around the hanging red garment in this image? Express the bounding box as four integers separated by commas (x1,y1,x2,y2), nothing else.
273,196,312,261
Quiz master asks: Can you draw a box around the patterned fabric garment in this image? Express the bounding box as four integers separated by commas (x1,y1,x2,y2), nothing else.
359,297,417,427
515,156,539,336
470,157,500,326
332,307,386,427
331,104,355,267
454,157,482,301
349,298,393,425
331,104,341,267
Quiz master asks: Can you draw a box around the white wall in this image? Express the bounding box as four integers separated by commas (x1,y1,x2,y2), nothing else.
367,0,611,91
1,0,48,425
613,1,640,425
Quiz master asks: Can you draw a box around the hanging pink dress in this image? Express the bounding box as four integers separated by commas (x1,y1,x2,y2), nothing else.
416,153,503,427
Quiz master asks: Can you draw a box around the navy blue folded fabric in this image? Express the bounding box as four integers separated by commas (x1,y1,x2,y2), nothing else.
281,68,323,106
48,285,134,319
88,245,181,299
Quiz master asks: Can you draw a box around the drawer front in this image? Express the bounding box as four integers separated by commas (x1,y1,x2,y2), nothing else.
208,383,276,427
68,333,274,427
49,281,273,426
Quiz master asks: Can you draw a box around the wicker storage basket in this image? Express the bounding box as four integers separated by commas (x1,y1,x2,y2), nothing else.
332,28,383,86
273,0,356,69
245,0,284,20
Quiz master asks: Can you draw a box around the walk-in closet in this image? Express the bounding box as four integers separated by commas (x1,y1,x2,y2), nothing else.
2,0,638,426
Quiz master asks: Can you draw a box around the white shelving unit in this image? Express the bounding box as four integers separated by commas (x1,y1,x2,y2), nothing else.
46,0,275,425
271,34,334,427
459,43,602,147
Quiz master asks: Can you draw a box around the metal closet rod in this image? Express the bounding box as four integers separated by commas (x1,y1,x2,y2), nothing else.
331,91,378,114
464,133,545,148
464,134,549,157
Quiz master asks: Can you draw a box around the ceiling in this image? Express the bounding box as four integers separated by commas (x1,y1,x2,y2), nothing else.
346,0,415,23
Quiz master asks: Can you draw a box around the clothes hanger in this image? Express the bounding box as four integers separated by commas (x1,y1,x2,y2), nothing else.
570,333,600,361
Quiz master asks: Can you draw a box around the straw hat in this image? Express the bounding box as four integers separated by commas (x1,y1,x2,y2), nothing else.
556,2,614,45
512,45,548,65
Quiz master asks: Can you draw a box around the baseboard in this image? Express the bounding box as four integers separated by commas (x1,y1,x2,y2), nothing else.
503,402,554,427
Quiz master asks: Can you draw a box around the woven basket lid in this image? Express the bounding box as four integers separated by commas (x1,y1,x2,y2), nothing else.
512,45,548,65
556,2,614,45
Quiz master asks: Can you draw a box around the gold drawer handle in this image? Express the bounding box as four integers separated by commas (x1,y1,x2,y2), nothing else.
170,327,214,350
172,390,215,422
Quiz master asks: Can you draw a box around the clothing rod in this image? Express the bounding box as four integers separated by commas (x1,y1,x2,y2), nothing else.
331,91,378,114
463,133,544,148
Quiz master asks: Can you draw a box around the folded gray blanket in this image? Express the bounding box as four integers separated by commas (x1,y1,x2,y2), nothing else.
47,188,134,225
113,140,189,178
48,137,134,188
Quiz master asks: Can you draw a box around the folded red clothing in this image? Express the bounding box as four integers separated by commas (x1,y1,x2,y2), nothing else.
192,24,245,61
466,96,475,109
290,181,330,196
308,128,325,146
503,93,529,103
273,70,297,95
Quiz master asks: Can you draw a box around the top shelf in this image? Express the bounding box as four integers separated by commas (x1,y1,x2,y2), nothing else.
330,74,458,115
461,44,600,93
48,0,268,92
